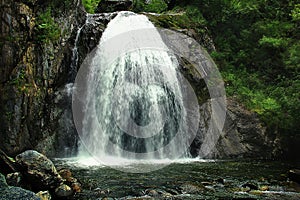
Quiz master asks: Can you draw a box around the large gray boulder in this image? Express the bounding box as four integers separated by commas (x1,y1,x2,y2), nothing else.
15,150,63,191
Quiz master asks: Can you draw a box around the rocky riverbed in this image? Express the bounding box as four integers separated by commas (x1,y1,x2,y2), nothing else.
54,158,300,200
1,149,299,199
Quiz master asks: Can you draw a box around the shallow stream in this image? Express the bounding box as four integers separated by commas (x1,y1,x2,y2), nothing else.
55,158,300,199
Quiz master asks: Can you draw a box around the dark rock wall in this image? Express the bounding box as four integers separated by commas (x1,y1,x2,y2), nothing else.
203,98,279,159
0,0,85,157
95,0,133,13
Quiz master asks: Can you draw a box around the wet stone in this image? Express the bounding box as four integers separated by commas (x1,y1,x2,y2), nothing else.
36,191,51,200
6,172,22,187
180,183,205,194
288,169,300,184
55,184,73,197
241,182,259,190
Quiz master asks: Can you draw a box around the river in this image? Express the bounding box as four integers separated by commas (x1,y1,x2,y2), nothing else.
54,158,300,199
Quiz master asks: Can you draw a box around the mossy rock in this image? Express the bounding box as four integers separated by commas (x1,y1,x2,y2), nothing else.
145,13,190,30
177,56,210,105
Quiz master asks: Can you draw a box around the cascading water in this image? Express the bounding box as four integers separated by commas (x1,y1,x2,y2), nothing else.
69,25,83,82
74,11,201,164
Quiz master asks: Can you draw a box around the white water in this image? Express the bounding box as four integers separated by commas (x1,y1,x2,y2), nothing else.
69,25,83,79
55,156,217,169
77,11,197,163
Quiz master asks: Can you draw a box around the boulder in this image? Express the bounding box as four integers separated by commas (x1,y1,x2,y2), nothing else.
58,168,82,193
146,189,159,197
6,172,22,187
55,184,73,197
180,183,205,194
15,150,63,191
95,0,133,13
36,191,51,200
71,182,82,193
241,182,259,190
58,168,72,180
289,169,300,184
0,173,41,200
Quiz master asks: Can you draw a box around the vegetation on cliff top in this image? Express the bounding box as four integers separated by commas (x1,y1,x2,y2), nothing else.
82,0,101,13
158,0,299,134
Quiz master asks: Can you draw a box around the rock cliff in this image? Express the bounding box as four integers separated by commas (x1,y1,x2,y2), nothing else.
0,0,85,156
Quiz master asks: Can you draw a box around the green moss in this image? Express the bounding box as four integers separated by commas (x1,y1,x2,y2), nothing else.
5,112,13,122
144,0,168,13
10,68,26,88
9,67,34,94
82,0,101,13
146,13,190,30
133,0,168,13
35,8,61,44
179,57,210,105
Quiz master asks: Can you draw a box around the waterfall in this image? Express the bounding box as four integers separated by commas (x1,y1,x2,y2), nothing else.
69,26,83,82
74,11,200,163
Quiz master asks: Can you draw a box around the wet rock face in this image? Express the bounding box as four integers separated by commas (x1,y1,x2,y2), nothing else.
76,12,117,67
158,28,274,159
146,13,216,53
190,98,276,159
95,0,133,13
215,99,275,158
0,0,36,156
0,0,117,158
0,0,85,157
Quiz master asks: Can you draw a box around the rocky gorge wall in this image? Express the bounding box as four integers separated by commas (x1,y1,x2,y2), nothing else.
0,0,283,159
0,0,86,156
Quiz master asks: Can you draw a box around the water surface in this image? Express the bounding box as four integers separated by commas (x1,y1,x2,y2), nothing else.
55,158,300,199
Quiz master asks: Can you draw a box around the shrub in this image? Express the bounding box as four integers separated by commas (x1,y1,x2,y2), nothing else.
133,0,168,13
35,8,60,43
82,0,101,13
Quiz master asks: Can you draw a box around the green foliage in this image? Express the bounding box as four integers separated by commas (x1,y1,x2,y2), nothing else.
5,112,13,122
82,0,101,13
11,68,26,87
146,13,189,30
291,3,300,21
144,0,168,13
222,70,280,123
35,8,60,43
166,0,300,133
9,67,33,93
259,36,289,49
133,0,168,13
